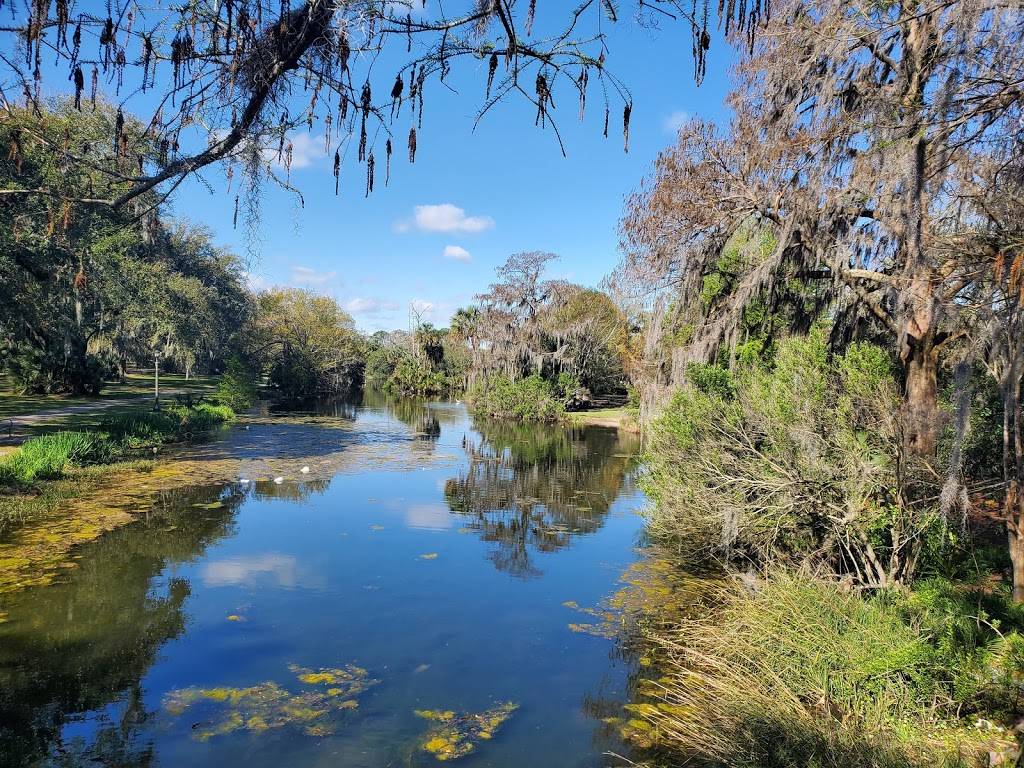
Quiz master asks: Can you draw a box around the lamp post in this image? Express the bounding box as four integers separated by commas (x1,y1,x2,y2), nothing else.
153,351,161,411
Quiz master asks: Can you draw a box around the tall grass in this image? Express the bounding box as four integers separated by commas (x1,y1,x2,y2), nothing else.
0,432,114,486
634,575,1018,768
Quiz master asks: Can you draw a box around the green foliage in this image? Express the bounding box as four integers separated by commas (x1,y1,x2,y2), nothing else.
3,345,117,396
644,330,934,588
364,328,465,397
253,288,362,400
215,356,259,412
684,362,736,398
880,577,1024,722
0,405,233,489
469,374,566,422
1,102,251,393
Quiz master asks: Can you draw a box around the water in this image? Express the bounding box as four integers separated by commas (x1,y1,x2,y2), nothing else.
0,396,646,767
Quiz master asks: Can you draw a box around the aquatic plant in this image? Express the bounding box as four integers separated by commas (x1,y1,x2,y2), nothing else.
415,702,518,761
163,663,379,741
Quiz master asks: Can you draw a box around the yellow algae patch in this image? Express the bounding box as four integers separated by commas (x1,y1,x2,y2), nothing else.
415,709,456,721
287,664,378,696
163,663,379,741
418,552,439,560
415,702,518,761
226,614,245,622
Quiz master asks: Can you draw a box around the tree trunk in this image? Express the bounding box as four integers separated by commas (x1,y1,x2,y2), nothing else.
1010,492,1024,604
902,336,939,457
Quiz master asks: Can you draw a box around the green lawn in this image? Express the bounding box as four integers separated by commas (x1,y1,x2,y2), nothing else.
0,371,219,422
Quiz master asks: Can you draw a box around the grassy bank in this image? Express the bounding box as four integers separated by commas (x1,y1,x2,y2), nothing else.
0,403,234,530
627,573,1023,767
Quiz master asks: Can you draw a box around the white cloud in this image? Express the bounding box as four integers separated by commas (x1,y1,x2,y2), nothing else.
291,265,337,286
663,110,691,134
442,245,472,262
405,503,454,531
399,204,495,234
346,297,401,316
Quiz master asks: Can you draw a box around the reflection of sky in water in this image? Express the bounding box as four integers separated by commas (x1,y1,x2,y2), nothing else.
0,395,644,768
404,503,455,531
201,554,301,588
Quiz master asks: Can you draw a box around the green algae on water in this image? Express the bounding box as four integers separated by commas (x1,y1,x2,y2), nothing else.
163,663,379,740
415,702,518,761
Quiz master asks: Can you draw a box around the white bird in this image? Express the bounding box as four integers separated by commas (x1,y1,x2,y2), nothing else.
274,476,284,484
239,478,250,484
244,425,251,430
300,466,310,474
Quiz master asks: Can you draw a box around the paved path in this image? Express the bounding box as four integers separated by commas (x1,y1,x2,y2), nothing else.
0,390,197,445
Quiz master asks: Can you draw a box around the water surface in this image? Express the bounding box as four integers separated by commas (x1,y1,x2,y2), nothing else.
0,396,644,767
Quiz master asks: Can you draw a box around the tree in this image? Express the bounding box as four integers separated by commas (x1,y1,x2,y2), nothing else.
617,0,1024,458
252,287,362,398
0,0,765,213
474,251,561,380
1,100,248,392
542,286,631,400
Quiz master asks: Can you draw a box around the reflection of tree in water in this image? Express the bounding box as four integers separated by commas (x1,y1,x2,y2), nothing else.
251,476,333,502
264,397,359,421
444,419,639,577
361,389,451,449
0,484,246,765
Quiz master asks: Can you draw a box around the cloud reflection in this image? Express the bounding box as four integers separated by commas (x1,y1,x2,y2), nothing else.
202,554,300,588
405,503,454,531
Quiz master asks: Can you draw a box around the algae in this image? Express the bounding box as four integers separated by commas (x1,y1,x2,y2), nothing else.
163,663,379,740
415,702,518,761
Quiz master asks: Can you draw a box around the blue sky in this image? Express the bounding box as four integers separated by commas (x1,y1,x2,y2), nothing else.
18,5,735,331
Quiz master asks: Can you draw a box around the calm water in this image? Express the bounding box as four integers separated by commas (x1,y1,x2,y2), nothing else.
0,395,646,767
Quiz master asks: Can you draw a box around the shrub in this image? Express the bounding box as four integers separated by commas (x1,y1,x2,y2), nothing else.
643,329,937,589
4,345,115,395
468,374,566,422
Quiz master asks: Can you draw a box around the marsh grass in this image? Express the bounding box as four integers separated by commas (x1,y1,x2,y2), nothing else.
633,574,1017,768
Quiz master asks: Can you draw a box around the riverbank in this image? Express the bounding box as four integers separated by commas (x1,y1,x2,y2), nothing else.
621,569,1023,767
0,403,235,544
569,407,640,433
